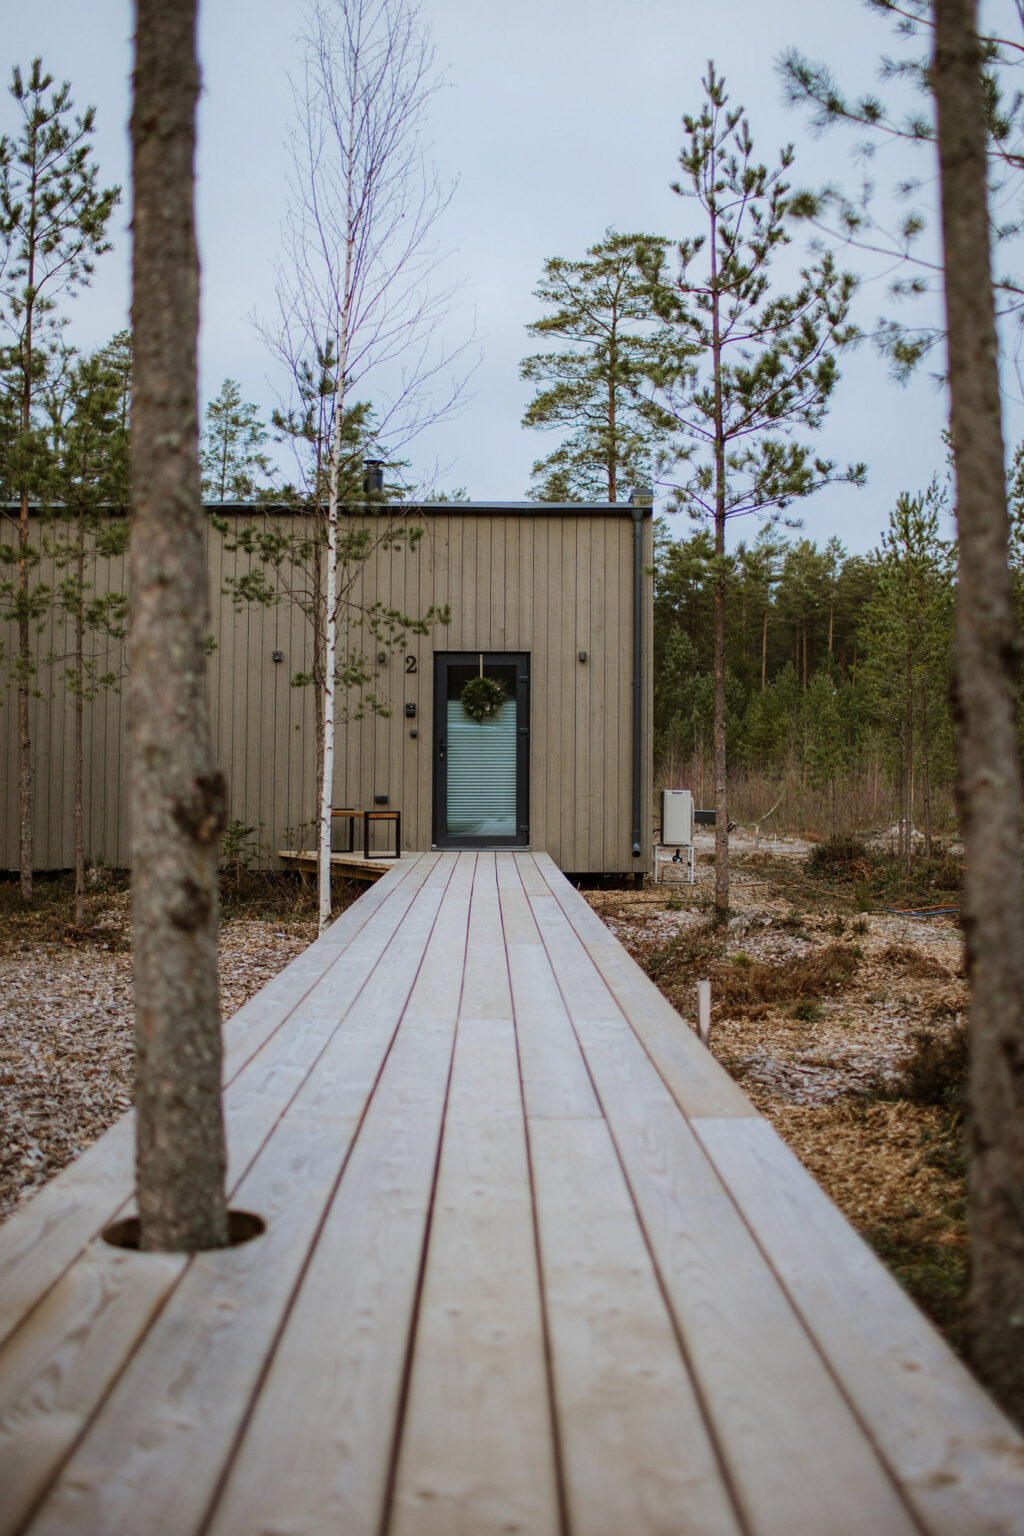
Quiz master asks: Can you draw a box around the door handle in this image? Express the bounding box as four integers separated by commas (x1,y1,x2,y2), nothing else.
439,737,446,760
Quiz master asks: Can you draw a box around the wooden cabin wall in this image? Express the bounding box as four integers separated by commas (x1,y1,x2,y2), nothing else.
335,510,653,874
1,509,652,876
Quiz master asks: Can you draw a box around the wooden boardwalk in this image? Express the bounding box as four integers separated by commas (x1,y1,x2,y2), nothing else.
1,850,1022,1536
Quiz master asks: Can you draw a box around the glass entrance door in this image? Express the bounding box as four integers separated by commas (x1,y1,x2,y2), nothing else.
433,653,529,848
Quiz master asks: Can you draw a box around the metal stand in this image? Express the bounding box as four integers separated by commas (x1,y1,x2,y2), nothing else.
652,843,695,885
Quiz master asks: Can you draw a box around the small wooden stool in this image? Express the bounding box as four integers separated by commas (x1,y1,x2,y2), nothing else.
331,807,401,860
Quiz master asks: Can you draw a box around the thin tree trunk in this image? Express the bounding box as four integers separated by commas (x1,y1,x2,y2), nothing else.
75,514,86,929
935,0,1024,1425
905,640,914,877
709,211,728,911
920,682,933,859
802,620,808,690
130,0,229,1252
17,503,32,903
607,361,617,502
761,607,768,690
318,412,341,933
16,210,39,905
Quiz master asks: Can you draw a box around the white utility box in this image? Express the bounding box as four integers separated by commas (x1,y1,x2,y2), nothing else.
661,789,694,846
655,789,695,885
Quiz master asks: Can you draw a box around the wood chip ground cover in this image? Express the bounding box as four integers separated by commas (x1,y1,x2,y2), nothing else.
0,875,325,1221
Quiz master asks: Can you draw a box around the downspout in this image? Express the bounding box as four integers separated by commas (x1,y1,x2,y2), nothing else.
629,488,653,864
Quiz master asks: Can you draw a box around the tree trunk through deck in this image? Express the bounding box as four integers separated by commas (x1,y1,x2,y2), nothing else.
129,0,229,1252
935,0,1024,1426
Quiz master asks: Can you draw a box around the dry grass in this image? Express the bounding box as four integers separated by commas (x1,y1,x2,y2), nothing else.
656,753,959,843
591,844,969,1354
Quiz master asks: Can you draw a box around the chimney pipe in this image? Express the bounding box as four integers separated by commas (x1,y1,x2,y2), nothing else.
363,459,385,497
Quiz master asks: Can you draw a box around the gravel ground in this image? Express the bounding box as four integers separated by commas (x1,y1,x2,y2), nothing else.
0,889,315,1221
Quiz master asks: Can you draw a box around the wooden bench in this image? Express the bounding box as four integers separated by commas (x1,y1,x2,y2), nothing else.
1,850,1022,1535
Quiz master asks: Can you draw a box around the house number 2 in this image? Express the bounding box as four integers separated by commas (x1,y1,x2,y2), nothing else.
405,655,417,674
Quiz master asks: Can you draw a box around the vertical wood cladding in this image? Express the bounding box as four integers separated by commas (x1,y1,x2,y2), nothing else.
1,508,652,875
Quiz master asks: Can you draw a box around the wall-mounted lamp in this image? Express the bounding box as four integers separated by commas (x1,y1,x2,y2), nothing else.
377,651,387,664
578,650,588,664
272,650,284,663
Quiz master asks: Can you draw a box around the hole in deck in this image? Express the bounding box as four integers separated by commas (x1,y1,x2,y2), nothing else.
102,1210,266,1251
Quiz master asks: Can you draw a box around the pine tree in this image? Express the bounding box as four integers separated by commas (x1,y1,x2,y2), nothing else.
0,60,119,900
642,63,864,907
200,378,274,501
520,229,672,501
935,0,1024,1421
46,334,131,925
861,484,954,865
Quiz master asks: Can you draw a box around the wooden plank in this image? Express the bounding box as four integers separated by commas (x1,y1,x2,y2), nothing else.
403,852,475,1023
387,856,559,1536
24,1112,357,1536
0,1240,185,1536
521,864,917,1536
387,1014,560,1536
558,519,576,868
219,853,456,1192
573,520,593,874
20,856,460,1536
495,857,600,1119
206,931,467,1535
528,1117,742,1536
0,857,432,1356
274,851,458,1125
588,518,607,872
516,853,752,1120
221,853,429,1078
695,1115,1024,1536
0,1118,136,1356
459,851,512,1022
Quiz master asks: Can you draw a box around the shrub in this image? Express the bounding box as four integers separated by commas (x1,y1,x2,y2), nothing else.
806,836,871,881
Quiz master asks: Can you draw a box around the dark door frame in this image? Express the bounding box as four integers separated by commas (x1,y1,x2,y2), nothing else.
432,651,530,849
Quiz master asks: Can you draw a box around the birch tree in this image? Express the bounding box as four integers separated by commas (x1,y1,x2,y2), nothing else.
273,0,464,931
129,0,228,1251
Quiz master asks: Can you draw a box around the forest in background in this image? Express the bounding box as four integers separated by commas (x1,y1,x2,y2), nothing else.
653,460,1024,846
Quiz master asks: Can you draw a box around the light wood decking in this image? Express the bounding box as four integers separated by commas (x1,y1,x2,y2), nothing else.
1,850,1022,1536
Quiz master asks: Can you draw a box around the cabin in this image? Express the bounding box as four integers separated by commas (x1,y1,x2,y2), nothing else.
1,495,654,878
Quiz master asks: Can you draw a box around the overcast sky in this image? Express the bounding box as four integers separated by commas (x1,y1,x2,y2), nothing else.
10,0,1020,553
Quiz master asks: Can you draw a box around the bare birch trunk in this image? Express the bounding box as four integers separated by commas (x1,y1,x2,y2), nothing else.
935,0,1024,1425
129,0,229,1252
318,417,341,933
